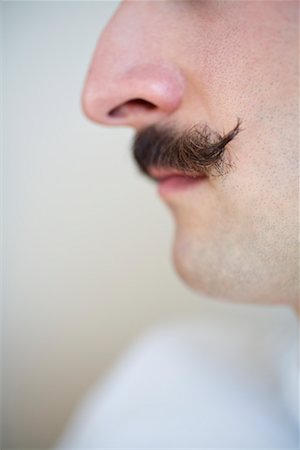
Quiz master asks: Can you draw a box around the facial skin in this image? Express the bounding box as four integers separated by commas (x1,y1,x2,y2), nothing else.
82,1,299,312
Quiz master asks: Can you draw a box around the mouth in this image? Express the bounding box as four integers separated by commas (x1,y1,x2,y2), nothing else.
148,167,207,197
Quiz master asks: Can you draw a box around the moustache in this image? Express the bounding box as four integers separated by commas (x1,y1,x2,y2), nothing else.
132,118,242,180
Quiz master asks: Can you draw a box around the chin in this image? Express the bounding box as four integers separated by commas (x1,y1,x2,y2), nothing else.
171,231,288,307
172,248,227,301
173,247,251,305
171,234,228,301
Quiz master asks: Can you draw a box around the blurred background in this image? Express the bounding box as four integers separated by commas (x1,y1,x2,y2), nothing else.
1,1,210,448
1,2,297,449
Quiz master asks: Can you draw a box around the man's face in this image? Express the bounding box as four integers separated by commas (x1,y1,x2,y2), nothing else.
82,1,299,309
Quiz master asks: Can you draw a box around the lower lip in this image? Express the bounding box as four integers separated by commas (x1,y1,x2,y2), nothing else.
158,175,206,197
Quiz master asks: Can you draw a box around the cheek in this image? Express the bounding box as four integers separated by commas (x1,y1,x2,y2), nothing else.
184,4,297,129
165,1,298,304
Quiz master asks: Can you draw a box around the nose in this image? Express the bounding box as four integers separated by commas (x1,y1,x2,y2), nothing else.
81,4,185,130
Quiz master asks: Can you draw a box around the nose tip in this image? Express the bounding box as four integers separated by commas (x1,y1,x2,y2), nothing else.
82,63,185,129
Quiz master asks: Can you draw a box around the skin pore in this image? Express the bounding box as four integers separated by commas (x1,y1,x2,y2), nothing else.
82,1,299,312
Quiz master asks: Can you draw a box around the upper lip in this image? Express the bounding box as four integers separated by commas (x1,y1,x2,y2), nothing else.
148,167,206,181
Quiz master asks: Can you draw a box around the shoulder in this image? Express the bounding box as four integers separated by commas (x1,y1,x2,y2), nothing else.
56,307,298,448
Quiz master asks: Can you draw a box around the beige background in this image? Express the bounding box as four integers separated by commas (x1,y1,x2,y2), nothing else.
1,2,296,449
1,2,210,448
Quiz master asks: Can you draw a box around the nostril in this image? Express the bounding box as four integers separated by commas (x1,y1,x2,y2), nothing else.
108,98,157,118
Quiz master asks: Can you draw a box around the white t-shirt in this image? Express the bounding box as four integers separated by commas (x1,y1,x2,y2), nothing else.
56,306,299,449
